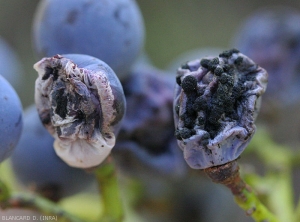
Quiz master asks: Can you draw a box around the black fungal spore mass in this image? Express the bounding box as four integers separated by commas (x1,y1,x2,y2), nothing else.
173,49,268,169
176,52,247,139
181,75,198,93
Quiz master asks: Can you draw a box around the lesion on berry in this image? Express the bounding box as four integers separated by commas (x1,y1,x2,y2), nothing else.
173,49,268,169
34,54,124,168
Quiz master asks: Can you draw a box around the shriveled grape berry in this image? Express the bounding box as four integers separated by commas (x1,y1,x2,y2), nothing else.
34,54,126,168
174,49,268,169
113,64,187,177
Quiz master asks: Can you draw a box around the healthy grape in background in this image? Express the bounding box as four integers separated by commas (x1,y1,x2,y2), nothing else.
231,6,300,148
0,75,23,164
0,37,24,89
32,0,145,79
11,105,96,202
232,6,300,105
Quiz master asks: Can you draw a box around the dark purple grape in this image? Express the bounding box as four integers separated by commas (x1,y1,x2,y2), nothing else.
232,6,300,105
231,6,300,147
0,75,23,163
113,65,187,177
32,0,145,79
0,37,24,88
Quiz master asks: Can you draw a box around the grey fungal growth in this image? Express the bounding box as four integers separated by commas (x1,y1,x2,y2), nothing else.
34,54,126,168
173,49,268,169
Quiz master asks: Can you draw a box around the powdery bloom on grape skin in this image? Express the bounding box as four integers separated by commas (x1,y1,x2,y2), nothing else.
173,49,268,169
34,54,125,169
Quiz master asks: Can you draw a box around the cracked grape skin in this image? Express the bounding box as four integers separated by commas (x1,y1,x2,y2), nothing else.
34,54,126,169
0,75,23,163
11,105,95,202
32,0,145,79
173,49,268,169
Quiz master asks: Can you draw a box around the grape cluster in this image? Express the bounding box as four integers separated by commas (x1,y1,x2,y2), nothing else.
1,3,271,222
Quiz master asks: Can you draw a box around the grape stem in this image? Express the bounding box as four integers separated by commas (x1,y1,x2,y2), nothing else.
0,155,124,222
94,155,124,222
0,179,85,222
204,160,279,222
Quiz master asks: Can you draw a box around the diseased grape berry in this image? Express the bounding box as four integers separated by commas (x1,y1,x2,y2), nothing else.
112,65,187,177
173,49,268,169
34,54,126,168
0,75,23,164
32,0,145,79
11,105,95,202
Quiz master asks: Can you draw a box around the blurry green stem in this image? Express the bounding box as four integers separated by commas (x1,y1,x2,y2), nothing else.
205,161,279,222
247,128,294,221
94,155,124,222
295,195,300,221
0,180,85,222
266,169,293,222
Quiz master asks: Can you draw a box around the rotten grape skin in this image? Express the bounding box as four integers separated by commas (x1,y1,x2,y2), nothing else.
11,105,95,201
0,75,23,163
32,0,145,79
34,54,126,168
173,49,268,169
